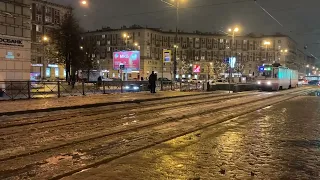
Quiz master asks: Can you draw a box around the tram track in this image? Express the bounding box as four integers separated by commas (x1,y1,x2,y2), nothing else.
0,87,314,180
0,92,250,128
0,92,266,161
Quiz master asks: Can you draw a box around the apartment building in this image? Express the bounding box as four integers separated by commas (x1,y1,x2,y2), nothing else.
83,27,310,80
0,0,32,81
30,0,71,80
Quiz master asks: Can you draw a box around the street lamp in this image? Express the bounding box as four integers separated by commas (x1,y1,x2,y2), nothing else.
42,35,50,80
43,35,49,42
280,49,288,66
81,0,87,5
80,46,84,50
263,41,271,62
160,0,186,81
123,33,130,48
227,27,239,93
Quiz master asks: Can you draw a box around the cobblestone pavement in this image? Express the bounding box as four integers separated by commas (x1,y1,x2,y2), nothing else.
63,96,320,180
0,91,211,114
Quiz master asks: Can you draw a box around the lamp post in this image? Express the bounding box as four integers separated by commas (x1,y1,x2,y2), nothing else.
123,33,130,49
228,27,239,93
42,35,49,80
280,49,288,66
160,0,185,82
263,41,271,62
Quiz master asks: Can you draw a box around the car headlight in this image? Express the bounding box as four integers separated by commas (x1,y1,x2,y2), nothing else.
267,81,272,85
124,86,129,89
133,86,139,90
257,81,261,85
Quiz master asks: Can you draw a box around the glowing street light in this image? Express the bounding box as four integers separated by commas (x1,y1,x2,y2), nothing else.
43,35,49,42
81,1,87,5
312,66,315,69
306,64,309,68
80,46,84,50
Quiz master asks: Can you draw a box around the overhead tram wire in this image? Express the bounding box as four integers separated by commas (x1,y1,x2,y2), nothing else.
254,0,283,27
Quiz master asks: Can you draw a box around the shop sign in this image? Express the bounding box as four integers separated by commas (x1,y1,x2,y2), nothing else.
0,38,24,47
48,64,59,68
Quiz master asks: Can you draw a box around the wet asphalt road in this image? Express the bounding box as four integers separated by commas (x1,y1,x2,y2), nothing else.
63,96,320,180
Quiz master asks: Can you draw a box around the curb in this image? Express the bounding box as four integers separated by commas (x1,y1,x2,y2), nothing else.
0,92,214,116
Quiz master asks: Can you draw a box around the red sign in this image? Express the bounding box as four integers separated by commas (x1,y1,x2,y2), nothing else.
193,65,200,73
113,51,140,70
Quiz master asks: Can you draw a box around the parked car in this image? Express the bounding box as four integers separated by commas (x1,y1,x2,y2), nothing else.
124,84,141,92
209,80,216,85
216,79,228,84
158,78,172,84
308,80,320,86
188,79,202,83
298,79,307,86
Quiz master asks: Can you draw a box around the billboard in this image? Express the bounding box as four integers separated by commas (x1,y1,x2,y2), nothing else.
113,51,140,71
193,65,200,73
163,49,172,63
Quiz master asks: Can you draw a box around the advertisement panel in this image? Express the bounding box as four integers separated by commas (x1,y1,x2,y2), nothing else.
163,49,172,63
113,51,140,71
193,65,200,73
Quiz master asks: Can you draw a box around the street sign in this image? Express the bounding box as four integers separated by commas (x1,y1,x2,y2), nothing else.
163,49,172,63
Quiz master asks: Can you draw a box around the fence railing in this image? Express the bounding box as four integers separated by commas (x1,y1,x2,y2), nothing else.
0,80,205,100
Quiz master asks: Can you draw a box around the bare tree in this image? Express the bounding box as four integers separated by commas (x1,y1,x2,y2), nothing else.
51,12,84,81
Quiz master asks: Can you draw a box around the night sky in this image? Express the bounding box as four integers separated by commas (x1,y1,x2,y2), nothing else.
51,0,320,60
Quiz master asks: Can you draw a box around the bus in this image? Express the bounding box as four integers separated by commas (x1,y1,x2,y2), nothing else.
256,64,298,91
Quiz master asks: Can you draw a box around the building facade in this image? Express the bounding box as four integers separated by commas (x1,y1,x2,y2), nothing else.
83,27,311,80
30,0,71,80
0,0,32,82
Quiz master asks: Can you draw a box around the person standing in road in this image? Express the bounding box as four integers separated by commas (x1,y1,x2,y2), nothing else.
149,71,157,93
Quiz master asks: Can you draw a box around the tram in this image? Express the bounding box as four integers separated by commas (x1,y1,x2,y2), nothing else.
256,64,298,91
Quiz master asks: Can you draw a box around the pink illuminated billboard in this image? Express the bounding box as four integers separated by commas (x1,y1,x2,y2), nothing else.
113,51,140,70
193,65,200,73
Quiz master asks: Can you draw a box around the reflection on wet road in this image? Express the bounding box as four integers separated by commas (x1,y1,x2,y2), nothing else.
64,96,320,180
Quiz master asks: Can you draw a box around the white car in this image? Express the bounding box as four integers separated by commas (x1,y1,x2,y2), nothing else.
188,79,202,83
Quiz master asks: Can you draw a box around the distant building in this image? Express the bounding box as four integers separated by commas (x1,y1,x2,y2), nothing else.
0,0,32,81
30,0,71,80
83,27,311,80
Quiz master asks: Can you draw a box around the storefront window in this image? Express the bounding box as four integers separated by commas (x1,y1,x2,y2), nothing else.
55,68,59,77
46,68,51,78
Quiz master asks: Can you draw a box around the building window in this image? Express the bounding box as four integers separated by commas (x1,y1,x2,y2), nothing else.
54,9,60,16
45,16,52,23
36,4,42,13
102,35,105,38
15,5,22,14
36,25,42,32
138,32,140,36
36,14,42,22
45,7,52,14
54,17,60,24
